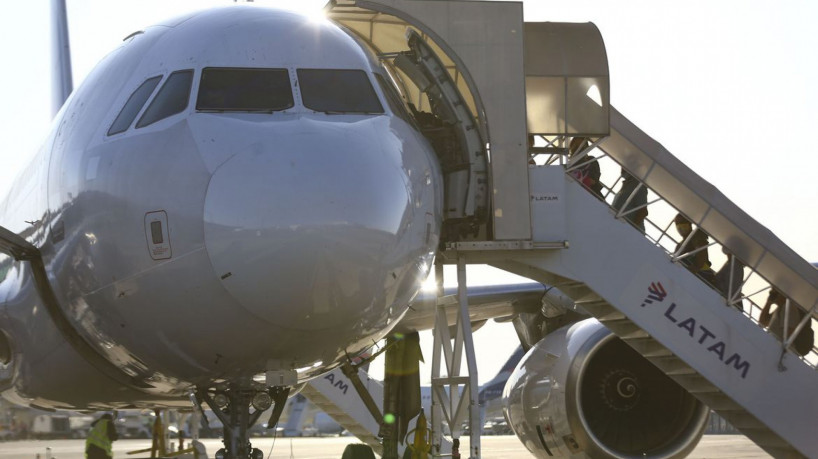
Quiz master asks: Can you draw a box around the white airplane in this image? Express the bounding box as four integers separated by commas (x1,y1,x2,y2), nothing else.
0,2,746,459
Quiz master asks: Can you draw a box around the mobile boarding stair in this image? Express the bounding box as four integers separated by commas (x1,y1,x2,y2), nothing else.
319,1,817,456
300,366,385,452
458,107,818,458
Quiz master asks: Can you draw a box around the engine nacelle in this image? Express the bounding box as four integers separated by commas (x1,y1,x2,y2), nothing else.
503,319,708,458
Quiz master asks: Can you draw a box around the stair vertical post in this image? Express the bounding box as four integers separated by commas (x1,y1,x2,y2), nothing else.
430,255,481,458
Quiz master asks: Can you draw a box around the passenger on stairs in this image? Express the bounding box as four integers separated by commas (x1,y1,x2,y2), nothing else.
715,248,745,311
612,169,648,231
673,214,717,286
568,137,603,199
759,288,814,357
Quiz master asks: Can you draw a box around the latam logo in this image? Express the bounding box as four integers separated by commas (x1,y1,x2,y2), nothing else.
639,282,750,379
531,195,559,202
641,282,668,306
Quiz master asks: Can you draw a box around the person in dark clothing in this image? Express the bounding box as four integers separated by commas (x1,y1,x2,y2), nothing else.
86,413,118,459
612,169,648,231
568,137,603,199
674,214,717,286
760,288,814,356
715,249,745,310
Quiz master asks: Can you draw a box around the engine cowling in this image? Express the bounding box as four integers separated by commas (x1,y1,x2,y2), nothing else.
503,318,708,458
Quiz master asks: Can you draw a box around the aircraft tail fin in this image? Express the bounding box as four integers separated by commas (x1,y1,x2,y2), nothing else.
477,346,525,405
498,346,525,374
51,0,73,117
283,394,308,436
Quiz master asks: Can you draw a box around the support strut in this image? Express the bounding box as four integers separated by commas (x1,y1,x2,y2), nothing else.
430,256,481,458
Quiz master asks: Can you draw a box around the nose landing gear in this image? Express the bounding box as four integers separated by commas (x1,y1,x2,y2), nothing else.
196,383,290,459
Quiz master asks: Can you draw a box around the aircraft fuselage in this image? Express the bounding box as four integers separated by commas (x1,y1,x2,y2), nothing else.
0,6,442,409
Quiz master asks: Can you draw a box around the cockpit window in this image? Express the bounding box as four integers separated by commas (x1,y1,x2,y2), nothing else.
108,76,161,136
136,70,194,128
197,68,294,112
374,73,417,127
297,69,384,114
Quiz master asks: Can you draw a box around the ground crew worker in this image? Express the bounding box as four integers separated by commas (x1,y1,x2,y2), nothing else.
86,413,118,459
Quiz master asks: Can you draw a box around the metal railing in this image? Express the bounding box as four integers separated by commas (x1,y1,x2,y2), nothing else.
529,134,818,368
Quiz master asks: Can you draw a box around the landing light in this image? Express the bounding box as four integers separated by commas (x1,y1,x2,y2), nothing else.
213,392,229,408
252,391,273,411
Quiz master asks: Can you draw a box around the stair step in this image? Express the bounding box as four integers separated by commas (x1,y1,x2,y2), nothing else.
602,320,650,339
581,303,625,321
739,428,793,449
623,337,673,357
721,414,766,431
556,283,593,299
757,445,805,459
557,280,586,289
646,355,697,375
693,393,740,411
668,373,719,393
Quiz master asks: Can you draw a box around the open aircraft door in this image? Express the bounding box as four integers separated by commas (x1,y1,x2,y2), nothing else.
392,30,489,241
328,1,503,242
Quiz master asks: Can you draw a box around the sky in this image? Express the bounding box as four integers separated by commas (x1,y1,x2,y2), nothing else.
0,0,816,386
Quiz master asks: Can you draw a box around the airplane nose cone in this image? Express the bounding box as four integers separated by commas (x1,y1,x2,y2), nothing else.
203,127,437,334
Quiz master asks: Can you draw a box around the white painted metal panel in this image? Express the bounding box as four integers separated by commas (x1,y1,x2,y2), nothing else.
529,166,566,243
523,22,610,137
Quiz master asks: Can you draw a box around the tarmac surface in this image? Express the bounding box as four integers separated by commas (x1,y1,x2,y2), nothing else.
0,435,771,458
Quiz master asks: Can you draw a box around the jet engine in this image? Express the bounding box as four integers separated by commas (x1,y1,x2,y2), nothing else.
503,319,708,458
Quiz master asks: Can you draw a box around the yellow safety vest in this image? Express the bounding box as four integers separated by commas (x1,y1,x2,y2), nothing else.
86,418,113,458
